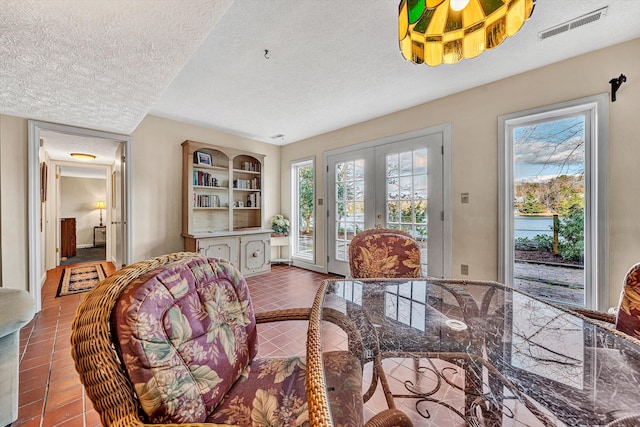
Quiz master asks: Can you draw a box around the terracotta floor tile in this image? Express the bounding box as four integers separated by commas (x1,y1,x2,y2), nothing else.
47,375,81,396
13,416,42,427
48,364,78,383
41,399,84,427
18,385,47,408
85,408,102,427
17,399,45,422
19,354,52,371
20,370,50,393
44,385,83,411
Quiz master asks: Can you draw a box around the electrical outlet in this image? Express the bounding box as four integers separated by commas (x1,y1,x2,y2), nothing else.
461,264,469,275
461,193,469,203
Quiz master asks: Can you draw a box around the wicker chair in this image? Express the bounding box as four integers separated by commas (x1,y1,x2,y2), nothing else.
348,227,422,279
71,252,411,427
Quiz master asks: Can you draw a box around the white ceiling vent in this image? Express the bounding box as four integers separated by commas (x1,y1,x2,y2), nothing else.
538,6,608,41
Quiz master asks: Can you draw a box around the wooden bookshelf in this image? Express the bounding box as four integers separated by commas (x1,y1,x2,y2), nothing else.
182,140,271,276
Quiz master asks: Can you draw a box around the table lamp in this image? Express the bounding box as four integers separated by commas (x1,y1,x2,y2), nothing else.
96,200,106,226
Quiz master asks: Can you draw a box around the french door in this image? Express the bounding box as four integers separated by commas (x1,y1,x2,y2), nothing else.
326,133,445,277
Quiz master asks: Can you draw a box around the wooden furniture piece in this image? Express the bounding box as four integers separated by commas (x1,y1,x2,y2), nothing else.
60,217,76,258
70,252,409,427
93,225,106,247
309,278,640,426
181,140,271,277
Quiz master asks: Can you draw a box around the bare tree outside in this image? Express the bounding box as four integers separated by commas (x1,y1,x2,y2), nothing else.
512,115,586,305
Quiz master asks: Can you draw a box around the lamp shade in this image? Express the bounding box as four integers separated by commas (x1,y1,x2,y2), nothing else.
399,0,535,66
96,200,106,209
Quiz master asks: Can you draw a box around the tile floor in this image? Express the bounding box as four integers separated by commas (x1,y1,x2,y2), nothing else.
15,262,440,427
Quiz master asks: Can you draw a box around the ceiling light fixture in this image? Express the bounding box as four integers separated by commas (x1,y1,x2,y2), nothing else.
70,153,96,161
399,0,536,66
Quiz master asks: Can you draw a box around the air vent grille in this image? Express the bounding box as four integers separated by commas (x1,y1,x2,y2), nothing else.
538,6,607,41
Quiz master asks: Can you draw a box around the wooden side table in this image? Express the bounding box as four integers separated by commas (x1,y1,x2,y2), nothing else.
93,226,107,247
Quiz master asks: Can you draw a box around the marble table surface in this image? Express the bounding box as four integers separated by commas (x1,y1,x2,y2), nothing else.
312,278,640,426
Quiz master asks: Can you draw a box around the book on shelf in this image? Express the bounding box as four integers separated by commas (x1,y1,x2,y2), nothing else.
246,192,261,208
241,161,260,172
193,193,220,208
193,171,220,187
232,177,261,190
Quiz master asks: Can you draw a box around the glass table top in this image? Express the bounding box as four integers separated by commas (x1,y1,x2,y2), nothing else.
310,278,640,426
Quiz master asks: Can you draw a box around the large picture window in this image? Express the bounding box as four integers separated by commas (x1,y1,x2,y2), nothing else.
499,95,608,310
291,158,315,262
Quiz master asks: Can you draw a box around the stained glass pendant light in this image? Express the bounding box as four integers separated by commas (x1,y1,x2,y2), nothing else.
399,0,535,66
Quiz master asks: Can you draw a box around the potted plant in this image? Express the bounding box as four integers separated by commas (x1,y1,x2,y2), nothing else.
270,214,290,237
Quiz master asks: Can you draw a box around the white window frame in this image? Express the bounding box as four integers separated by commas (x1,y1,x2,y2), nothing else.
499,94,609,310
291,157,315,263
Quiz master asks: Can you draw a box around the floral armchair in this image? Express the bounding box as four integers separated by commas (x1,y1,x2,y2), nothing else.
349,228,422,279
568,262,640,342
71,253,411,427
615,262,640,338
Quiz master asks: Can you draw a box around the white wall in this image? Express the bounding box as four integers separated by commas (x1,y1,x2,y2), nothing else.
130,114,281,260
59,176,107,247
280,38,640,307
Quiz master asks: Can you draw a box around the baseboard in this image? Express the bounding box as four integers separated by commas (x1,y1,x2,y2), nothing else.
76,244,93,249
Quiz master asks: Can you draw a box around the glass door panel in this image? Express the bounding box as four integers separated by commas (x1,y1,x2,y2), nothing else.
377,138,442,277
327,150,375,275
511,115,586,306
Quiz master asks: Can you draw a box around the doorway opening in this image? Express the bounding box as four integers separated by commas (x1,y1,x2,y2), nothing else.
28,121,133,312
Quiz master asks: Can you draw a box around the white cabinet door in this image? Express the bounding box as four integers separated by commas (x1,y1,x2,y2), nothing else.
240,234,270,276
198,237,239,267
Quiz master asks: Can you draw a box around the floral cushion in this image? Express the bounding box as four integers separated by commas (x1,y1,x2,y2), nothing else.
207,351,363,427
111,256,365,426
616,263,640,338
111,257,258,423
349,228,422,278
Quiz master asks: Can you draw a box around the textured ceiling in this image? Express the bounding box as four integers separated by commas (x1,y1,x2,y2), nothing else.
150,0,640,145
2,0,640,149
0,0,233,134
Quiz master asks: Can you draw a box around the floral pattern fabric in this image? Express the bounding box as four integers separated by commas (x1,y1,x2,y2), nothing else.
616,262,640,338
112,256,365,426
207,351,363,427
349,228,422,279
112,257,258,423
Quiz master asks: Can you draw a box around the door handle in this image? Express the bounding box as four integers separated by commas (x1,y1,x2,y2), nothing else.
111,221,121,225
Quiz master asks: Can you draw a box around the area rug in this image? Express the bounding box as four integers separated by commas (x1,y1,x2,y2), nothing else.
56,264,106,297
